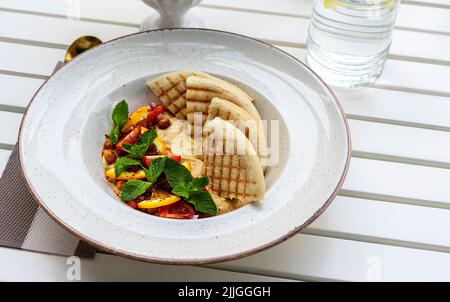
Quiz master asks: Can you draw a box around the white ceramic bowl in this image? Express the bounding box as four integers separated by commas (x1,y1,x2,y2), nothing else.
19,29,350,264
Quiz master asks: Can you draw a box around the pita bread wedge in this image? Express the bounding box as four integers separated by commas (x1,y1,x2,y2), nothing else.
208,97,269,166
186,76,260,125
146,71,211,119
202,117,265,202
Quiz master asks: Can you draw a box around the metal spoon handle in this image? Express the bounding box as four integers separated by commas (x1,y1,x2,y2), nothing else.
52,61,64,74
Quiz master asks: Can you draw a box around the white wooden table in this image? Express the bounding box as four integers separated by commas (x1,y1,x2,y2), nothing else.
1,0,450,282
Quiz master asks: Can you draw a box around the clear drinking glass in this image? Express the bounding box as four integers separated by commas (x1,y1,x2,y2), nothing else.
306,0,400,87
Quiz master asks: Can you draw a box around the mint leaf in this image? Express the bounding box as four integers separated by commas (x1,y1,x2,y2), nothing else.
139,128,158,146
114,157,142,177
159,157,216,215
121,143,136,157
164,157,193,188
120,180,152,201
187,191,217,215
112,100,128,128
146,156,166,183
172,183,190,199
190,176,209,192
109,126,120,144
122,129,157,158
109,100,128,144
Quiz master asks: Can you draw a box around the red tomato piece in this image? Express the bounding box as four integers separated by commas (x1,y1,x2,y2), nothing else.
141,156,152,168
157,201,195,219
169,155,182,163
116,127,141,151
147,104,165,126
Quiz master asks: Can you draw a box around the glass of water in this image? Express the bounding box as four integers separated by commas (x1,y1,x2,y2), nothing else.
306,0,400,87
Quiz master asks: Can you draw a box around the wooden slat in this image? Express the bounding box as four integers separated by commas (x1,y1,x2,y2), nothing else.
0,11,136,47
309,195,450,249
0,74,44,109
337,87,450,131
0,42,64,76
396,4,450,33
0,149,11,173
405,0,450,7
0,247,295,281
344,157,450,207
349,119,450,165
210,233,450,281
203,0,450,34
0,111,22,146
281,46,450,95
2,233,450,281
0,0,149,25
2,0,449,34
0,5,449,63
203,0,312,16
195,7,450,63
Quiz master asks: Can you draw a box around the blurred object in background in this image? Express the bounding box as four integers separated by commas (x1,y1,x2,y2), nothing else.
140,0,205,31
306,0,400,88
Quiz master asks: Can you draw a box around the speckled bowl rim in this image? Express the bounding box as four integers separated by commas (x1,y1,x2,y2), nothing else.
18,28,351,264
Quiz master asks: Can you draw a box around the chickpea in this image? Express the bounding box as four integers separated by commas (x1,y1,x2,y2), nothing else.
102,149,117,165
157,118,171,129
103,137,115,149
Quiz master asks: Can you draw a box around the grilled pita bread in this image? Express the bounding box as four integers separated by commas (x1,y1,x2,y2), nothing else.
207,97,269,166
202,118,265,202
186,76,260,125
146,71,211,119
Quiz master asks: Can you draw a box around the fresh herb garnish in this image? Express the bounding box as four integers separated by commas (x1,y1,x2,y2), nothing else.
171,182,191,199
109,100,128,144
122,129,157,159
119,156,217,215
120,179,152,201
190,176,209,192
114,157,142,178
146,156,166,183
119,156,164,201
163,159,216,215
163,158,193,188
187,191,217,216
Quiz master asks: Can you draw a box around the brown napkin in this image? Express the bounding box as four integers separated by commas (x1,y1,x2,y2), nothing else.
0,146,96,258
0,61,95,258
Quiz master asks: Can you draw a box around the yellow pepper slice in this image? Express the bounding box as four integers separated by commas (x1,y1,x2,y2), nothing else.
182,160,191,172
137,191,181,209
105,168,146,181
154,136,167,155
121,105,148,133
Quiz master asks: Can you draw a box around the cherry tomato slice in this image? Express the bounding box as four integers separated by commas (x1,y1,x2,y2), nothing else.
157,201,195,219
116,127,141,151
141,156,152,168
169,155,182,163
147,104,165,126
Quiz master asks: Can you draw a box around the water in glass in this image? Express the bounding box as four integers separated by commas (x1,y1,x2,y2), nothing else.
306,0,399,87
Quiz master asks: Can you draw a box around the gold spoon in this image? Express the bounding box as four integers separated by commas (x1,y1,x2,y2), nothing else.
64,36,103,63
